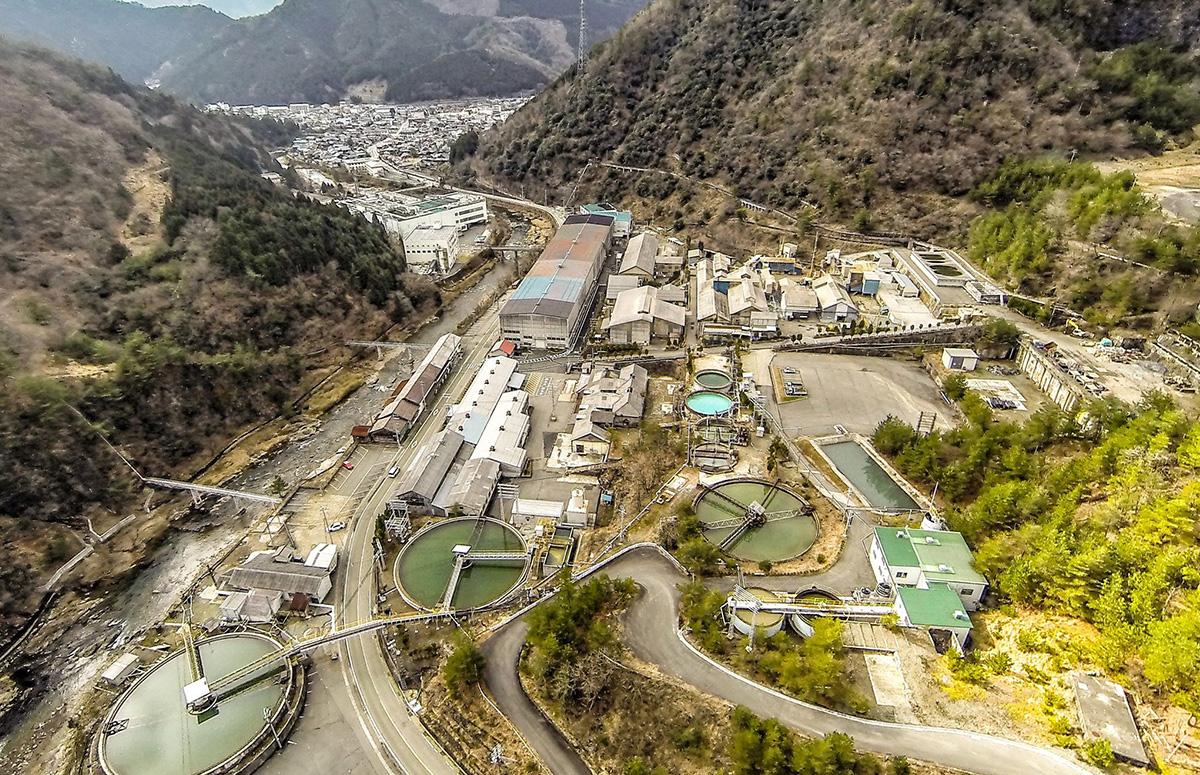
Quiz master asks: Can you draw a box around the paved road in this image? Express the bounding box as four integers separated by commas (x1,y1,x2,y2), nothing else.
320,182,560,775
478,512,872,775
480,620,591,775
334,306,503,775
505,548,1091,775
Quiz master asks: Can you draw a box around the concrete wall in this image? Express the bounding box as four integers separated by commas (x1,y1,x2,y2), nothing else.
1016,340,1084,412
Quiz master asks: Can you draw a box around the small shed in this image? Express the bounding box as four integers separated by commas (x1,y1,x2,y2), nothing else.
101,653,140,686
512,498,564,524
304,543,339,571
219,590,283,623
941,347,979,371
563,488,592,528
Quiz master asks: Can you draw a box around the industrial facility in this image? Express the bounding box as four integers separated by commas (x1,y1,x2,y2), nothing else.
499,213,614,350
391,353,530,517
368,333,463,440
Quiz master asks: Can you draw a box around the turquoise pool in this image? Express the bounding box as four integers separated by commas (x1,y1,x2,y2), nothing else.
686,391,734,416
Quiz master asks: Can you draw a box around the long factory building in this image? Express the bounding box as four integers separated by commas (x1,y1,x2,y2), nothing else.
500,213,614,350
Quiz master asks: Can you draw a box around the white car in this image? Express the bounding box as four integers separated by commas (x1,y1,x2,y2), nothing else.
328,521,347,532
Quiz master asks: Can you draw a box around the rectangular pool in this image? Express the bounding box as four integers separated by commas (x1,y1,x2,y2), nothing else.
821,440,920,511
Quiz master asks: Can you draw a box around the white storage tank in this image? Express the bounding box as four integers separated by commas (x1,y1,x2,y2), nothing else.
729,588,785,638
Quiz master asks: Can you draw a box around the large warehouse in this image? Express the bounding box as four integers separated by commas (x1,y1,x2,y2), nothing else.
500,214,614,350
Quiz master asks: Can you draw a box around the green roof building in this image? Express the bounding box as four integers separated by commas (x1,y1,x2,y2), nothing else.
580,203,632,238
895,583,973,652
870,527,988,611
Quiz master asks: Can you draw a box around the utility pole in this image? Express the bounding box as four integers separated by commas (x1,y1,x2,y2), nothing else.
577,0,587,69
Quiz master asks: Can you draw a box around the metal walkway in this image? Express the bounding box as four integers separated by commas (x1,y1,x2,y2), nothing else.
704,508,805,532
439,548,528,611
142,478,281,505
207,611,451,697
725,586,895,623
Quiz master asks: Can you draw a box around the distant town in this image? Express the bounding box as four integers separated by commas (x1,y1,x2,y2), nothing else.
208,96,528,169
206,97,532,277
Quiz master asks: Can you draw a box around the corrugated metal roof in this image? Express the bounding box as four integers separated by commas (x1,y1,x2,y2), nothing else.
471,391,529,472
501,220,611,320
228,552,330,599
446,356,522,445
395,429,463,501
619,233,658,276
437,457,500,516
605,286,685,329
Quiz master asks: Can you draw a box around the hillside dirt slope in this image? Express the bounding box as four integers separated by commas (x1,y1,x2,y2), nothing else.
0,40,438,643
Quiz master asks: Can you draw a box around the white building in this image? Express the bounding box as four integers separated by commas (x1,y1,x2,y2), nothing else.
304,543,339,571
870,527,988,610
101,654,140,686
941,348,979,371
470,390,531,476
403,223,459,273
445,355,526,444
878,289,938,328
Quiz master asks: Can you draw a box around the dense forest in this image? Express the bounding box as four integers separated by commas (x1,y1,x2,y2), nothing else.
0,40,436,632
872,394,1200,714
965,158,1200,325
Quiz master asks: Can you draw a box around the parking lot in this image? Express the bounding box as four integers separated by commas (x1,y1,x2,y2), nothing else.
745,351,949,437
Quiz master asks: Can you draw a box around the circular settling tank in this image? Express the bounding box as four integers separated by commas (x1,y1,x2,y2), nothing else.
99,633,291,775
694,479,817,562
693,369,733,392
692,442,737,473
686,391,735,417
731,588,785,637
395,518,528,610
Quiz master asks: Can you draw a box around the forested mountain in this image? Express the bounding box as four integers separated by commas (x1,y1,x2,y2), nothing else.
154,0,646,104
0,39,436,634
467,0,1200,322
0,0,234,82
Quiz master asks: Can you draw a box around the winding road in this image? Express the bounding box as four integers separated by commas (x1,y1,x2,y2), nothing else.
483,546,1093,775
273,181,1096,775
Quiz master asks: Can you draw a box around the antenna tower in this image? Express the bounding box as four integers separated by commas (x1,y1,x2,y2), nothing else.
577,0,587,69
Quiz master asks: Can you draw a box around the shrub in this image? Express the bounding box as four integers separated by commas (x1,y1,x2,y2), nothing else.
984,650,1013,675
443,631,485,689
676,537,720,575
1080,738,1115,769
943,373,968,401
